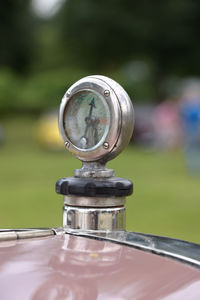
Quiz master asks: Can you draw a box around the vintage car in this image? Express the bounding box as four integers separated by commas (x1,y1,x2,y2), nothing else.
0,76,199,299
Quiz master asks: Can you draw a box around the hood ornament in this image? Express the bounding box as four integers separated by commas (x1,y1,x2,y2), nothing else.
56,75,134,232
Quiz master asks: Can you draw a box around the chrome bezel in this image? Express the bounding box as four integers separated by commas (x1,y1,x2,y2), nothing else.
59,75,134,162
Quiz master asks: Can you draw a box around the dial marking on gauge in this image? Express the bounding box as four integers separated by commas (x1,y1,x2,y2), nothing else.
63,90,110,150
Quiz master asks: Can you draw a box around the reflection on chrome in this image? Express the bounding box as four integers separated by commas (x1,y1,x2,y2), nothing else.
70,230,200,268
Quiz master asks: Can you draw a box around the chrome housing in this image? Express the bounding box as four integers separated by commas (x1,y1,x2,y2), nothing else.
59,75,134,163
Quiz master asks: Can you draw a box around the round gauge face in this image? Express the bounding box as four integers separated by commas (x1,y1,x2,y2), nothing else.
63,90,111,150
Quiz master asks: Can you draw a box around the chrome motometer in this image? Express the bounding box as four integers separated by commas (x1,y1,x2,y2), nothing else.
56,75,134,232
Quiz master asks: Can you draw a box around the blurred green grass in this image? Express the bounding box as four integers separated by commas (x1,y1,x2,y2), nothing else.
0,116,200,243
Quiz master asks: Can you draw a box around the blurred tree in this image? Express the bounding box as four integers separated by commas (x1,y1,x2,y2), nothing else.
0,0,35,73
58,0,200,100
2,0,200,113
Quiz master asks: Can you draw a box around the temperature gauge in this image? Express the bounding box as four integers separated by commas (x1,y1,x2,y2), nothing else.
63,90,110,150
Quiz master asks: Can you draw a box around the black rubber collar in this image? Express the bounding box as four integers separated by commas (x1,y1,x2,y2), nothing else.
56,177,133,197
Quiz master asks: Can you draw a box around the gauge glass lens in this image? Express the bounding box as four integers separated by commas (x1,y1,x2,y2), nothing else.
64,91,110,150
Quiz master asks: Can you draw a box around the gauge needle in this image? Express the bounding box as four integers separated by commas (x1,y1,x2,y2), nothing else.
88,98,96,118
80,98,99,147
83,98,96,137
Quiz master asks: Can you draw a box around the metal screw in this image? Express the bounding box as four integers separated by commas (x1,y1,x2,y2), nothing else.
104,90,110,97
103,142,109,149
66,91,71,97
65,141,70,148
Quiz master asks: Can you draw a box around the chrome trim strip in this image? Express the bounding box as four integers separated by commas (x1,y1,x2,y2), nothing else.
0,229,55,241
1,228,199,268
67,230,200,268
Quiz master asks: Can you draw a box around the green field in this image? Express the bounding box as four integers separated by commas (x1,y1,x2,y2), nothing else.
0,117,200,243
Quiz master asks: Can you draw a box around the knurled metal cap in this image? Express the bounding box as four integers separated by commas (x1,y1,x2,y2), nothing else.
56,177,133,197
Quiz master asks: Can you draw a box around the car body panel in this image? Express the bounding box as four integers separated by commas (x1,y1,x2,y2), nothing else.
0,233,199,299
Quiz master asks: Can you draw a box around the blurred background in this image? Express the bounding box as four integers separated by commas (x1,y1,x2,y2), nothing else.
0,0,200,243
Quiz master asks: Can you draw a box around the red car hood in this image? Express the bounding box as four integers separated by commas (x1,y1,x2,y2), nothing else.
0,233,199,299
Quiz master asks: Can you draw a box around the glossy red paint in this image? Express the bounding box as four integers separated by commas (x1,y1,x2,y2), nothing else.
0,234,199,299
